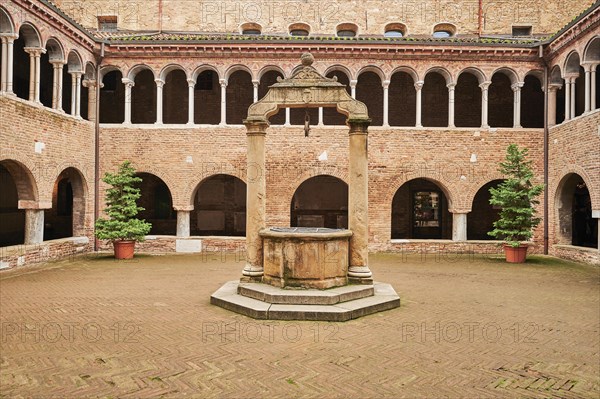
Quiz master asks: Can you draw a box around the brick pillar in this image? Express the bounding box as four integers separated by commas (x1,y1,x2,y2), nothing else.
479,81,491,129
155,78,164,124
122,78,134,124
187,78,195,125
242,121,268,279
414,80,424,127
348,120,372,283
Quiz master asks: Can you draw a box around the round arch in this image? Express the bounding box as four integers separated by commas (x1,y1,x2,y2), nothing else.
391,66,418,83
159,64,189,81
224,64,254,81
0,6,15,33
45,167,88,239
563,51,581,76
467,179,504,240
291,175,348,229
583,36,600,63
83,62,96,80
191,64,220,81
0,159,38,202
18,22,41,47
424,67,453,84
456,67,486,84
357,65,385,82
135,172,176,235
127,64,155,81
44,37,64,62
490,67,519,84
67,50,83,73
323,65,354,81
191,174,247,236
257,65,286,81
99,65,122,81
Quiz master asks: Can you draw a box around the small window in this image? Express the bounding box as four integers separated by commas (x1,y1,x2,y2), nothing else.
433,30,452,38
432,23,456,38
512,26,532,37
289,23,311,37
384,30,404,38
98,15,117,32
336,23,358,38
384,23,407,38
196,71,214,91
290,29,309,37
240,22,262,35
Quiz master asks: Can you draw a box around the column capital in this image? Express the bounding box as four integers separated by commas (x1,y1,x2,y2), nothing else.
154,78,165,87
349,79,358,88
219,78,228,87
18,200,52,210
446,82,456,90
174,205,194,212
382,79,390,89
70,71,83,78
414,80,424,91
449,209,471,214
82,79,97,88
252,79,260,87
348,120,370,134
0,33,18,42
244,120,269,135
187,78,196,87
511,82,524,91
479,80,491,90
50,60,65,68
24,47,46,56
121,77,134,87
548,83,562,92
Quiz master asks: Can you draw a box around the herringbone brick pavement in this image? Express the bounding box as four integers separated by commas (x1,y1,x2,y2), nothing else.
0,252,598,398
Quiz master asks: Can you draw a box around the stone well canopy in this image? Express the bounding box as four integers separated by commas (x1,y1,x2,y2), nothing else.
245,53,370,125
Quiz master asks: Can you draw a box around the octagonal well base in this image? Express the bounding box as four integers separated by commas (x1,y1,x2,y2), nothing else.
211,281,400,321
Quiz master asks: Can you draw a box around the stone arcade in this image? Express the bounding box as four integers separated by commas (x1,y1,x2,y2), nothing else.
211,54,400,321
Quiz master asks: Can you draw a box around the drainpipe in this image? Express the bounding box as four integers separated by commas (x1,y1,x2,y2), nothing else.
94,42,105,252
478,0,483,36
541,45,549,255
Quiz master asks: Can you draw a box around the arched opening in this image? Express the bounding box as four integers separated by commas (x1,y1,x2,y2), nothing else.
550,66,565,124
44,168,86,240
163,69,188,124
99,70,125,123
556,174,598,248
422,72,448,127
291,175,348,229
66,51,84,116
14,24,41,101
391,178,452,239
585,37,600,110
0,160,37,247
467,180,504,240
455,72,481,127
194,69,220,124
488,71,514,127
259,70,285,125
226,69,253,125
40,38,63,108
193,175,246,236
323,70,351,125
521,74,544,128
131,69,156,123
574,66,585,117
135,173,176,235
389,71,416,127
356,71,383,126
0,164,25,246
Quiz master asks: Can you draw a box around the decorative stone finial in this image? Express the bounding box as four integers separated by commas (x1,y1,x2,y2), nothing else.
301,53,314,66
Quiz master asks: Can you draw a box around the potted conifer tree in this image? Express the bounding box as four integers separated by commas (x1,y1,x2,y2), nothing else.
95,161,152,259
488,144,544,263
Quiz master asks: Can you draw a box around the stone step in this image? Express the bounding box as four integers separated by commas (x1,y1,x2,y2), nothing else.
211,281,400,321
237,282,374,305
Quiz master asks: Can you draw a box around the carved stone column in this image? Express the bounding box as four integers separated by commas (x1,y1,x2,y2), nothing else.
350,79,357,99
24,47,45,103
511,82,523,128
479,81,491,129
50,61,64,110
122,78,134,124
219,78,227,125
548,84,561,126
414,80,424,127
348,120,372,283
83,79,98,122
187,78,195,125
382,79,390,127
452,211,469,241
447,82,456,128
242,120,268,279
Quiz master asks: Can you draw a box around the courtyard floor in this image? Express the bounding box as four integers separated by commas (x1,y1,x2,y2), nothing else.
0,252,598,398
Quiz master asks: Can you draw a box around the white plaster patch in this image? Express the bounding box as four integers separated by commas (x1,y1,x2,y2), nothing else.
34,141,45,153
318,151,328,161
17,256,25,267
470,154,477,163
176,239,202,253
0,261,10,270
186,156,193,163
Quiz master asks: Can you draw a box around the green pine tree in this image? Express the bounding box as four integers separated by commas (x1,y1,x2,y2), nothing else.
95,161,152,242
488,144,544,247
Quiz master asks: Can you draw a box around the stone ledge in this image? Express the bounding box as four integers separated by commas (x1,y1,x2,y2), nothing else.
211,281,400,321
238,282,374,305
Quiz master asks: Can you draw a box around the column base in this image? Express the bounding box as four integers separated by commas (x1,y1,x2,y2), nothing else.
348,266,372,278
348,277,374,285
242,263,264,277
240,275,263,283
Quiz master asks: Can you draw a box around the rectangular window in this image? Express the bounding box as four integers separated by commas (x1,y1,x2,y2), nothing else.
98,16,118,32
512,26,532,37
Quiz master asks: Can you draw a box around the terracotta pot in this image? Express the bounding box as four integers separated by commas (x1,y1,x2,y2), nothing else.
503,244,528,263
113,240,136,260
